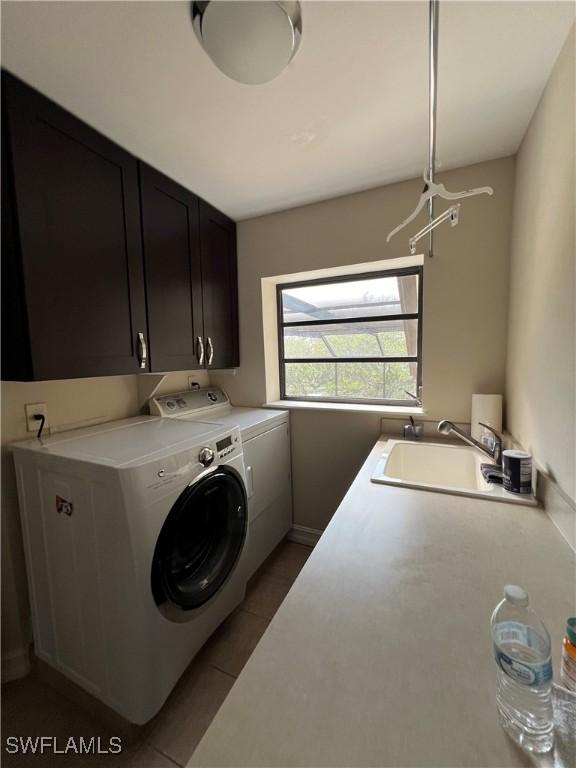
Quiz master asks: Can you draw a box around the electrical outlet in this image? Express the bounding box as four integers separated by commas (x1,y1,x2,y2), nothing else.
188,377,200,391
25,402,48,433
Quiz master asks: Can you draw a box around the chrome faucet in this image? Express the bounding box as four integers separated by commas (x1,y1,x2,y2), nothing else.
437,420,503,466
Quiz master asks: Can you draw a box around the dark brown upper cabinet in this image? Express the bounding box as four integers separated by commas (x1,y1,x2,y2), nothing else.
2,71,149,380
139,164,204,372
139,166,239,372
199,201,239,369
2,71,240,381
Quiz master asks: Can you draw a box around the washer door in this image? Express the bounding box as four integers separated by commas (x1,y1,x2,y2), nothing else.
152,466,247,612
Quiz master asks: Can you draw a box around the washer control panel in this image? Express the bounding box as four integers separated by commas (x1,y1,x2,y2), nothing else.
216,434,235,458
150,388,229,417
144,427,241,491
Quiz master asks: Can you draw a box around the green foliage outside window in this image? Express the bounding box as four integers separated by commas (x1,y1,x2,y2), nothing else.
284,330,415,401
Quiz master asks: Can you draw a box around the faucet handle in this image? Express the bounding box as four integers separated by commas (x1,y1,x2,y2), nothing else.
478,422,502,439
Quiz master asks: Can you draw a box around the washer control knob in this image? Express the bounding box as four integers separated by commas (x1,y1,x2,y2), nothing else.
199,447,215,467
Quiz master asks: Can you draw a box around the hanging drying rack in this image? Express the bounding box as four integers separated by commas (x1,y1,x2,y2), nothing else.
387,0,493,257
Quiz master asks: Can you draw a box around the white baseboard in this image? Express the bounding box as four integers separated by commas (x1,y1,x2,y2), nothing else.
2,645,31,682
287,525,322,547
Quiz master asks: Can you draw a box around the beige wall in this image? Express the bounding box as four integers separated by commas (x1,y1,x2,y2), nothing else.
506,26,575,505
214,156,516,530
1,157,517,673
1,369,208,675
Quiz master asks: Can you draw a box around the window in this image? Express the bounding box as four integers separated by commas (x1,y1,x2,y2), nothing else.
277,267,422,405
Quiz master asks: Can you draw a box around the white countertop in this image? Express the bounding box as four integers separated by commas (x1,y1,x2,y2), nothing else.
190,438,575,768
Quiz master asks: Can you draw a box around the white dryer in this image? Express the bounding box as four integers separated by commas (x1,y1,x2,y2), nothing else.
11,416,249,724
150,388,292,578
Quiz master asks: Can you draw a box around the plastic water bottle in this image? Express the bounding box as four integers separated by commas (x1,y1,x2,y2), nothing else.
491,585,554,753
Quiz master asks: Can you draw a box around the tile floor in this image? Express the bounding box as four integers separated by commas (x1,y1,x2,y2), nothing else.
1,541,313,768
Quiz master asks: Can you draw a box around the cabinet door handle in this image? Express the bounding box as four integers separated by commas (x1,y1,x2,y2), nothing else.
137,332,147,369
206,336,214,366
196,336,205,365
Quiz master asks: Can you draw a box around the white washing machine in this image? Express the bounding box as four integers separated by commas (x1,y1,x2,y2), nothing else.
11,416,249,724
149,388,292,578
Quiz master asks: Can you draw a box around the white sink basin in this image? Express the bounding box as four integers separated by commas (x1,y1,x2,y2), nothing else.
371,439,537,505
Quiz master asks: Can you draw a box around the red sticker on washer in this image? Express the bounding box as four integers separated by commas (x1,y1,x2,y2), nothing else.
56,496,73,516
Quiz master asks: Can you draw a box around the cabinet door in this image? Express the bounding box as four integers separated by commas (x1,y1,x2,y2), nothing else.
3,72,148,379
199,201,239,369
139,164,204,372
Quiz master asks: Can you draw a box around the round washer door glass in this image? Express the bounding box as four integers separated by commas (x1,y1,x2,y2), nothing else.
152,467,247,611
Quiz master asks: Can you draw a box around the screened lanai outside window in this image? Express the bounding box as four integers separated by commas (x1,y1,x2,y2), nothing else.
278,268,422,405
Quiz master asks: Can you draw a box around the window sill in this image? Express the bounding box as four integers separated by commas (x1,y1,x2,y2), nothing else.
264,400,425,417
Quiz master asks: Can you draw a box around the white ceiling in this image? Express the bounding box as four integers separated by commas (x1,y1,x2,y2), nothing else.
2,1,574,220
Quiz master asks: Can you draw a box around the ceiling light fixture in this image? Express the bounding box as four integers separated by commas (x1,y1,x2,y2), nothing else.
191,1,302,85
